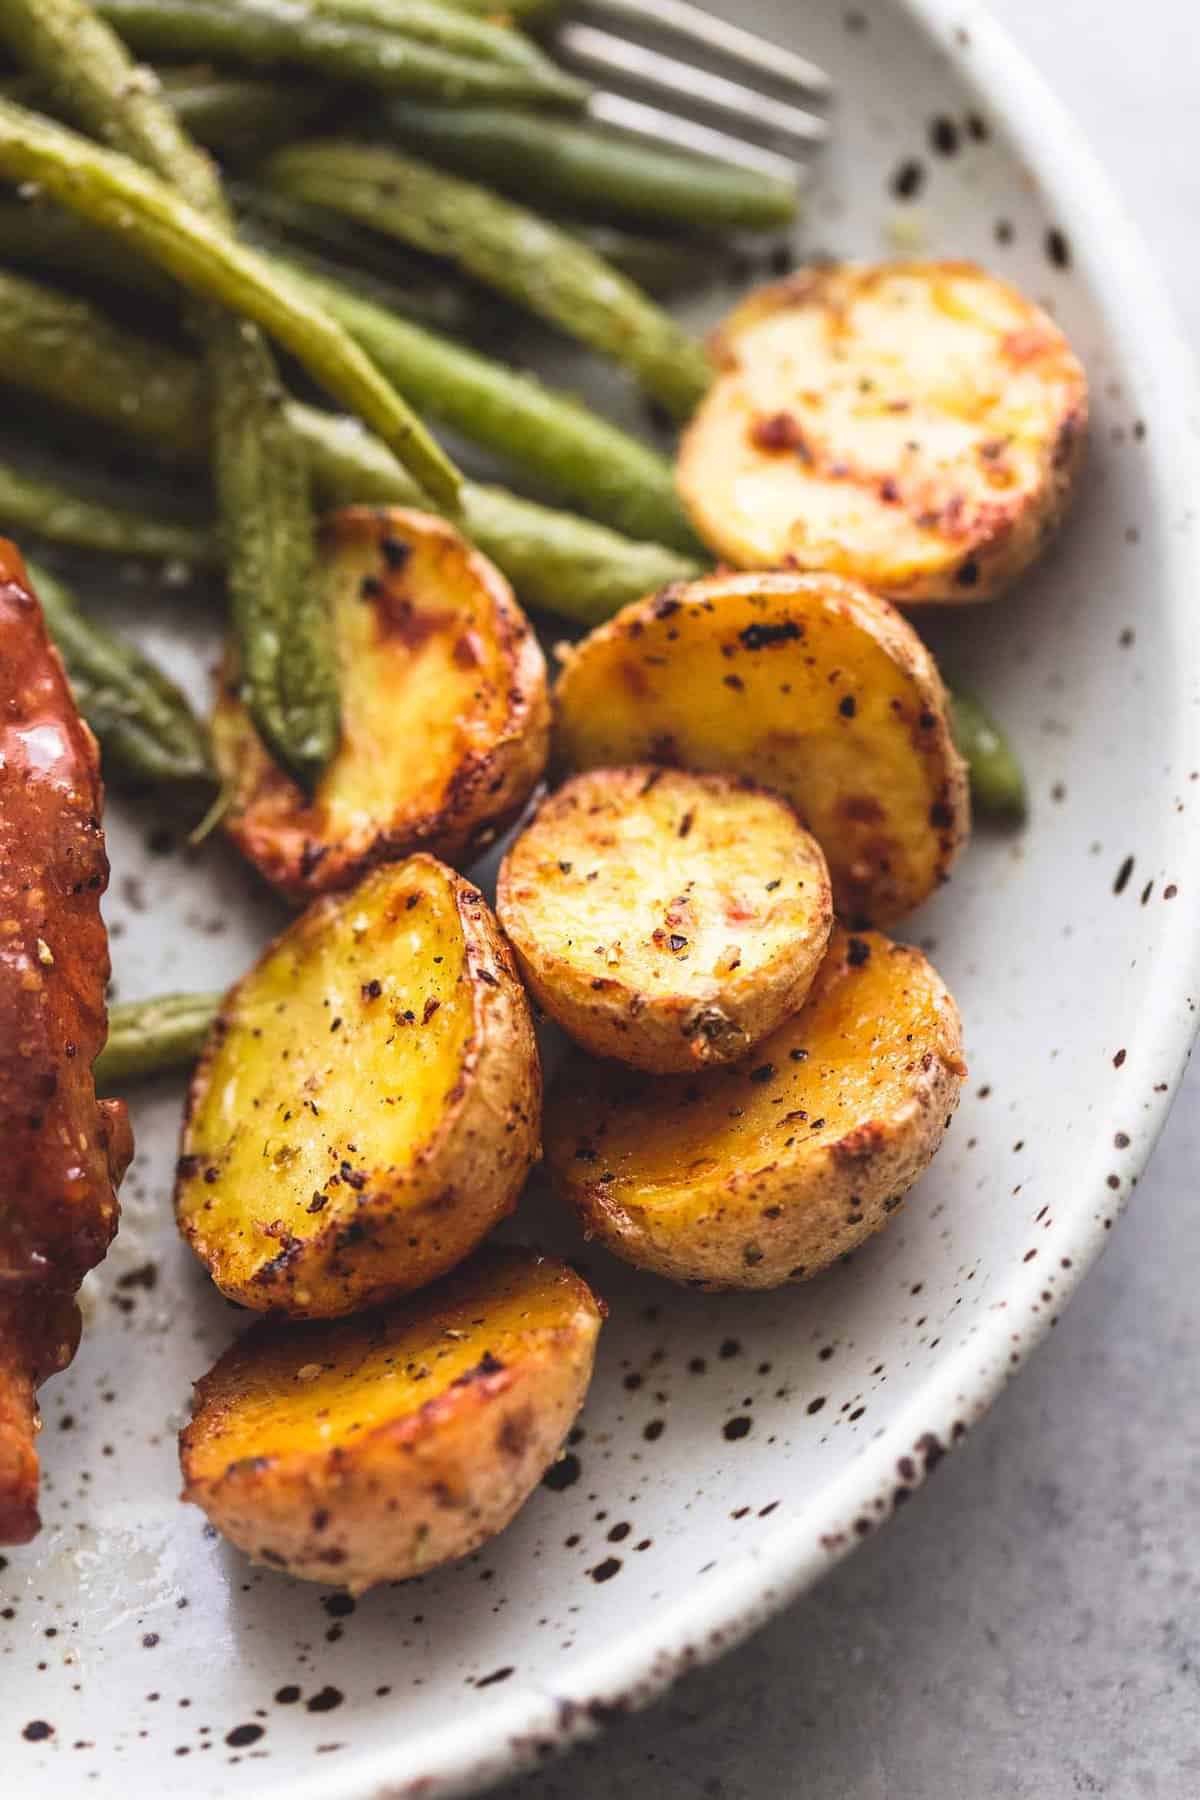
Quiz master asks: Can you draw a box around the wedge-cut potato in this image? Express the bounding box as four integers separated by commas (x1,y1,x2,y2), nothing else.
497,767,832,1073
176,855,540,1318
180,1247,602,1593
678,261,1088,602
554,572,967,926
214,506,550,903
545,926,965,1290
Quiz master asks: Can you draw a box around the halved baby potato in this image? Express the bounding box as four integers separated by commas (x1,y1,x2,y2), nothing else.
678,261,1088,603
214,506,550,903
497,766,832,1073
554,572,967,926
545,926,965,1290
176,855,540,1317
180,1246,603,1592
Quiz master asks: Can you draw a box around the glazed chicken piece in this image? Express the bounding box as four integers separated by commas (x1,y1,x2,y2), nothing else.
0,541,131,1544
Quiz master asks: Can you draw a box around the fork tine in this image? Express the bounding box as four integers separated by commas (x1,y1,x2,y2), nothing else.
587,91,807,182
555,24,830,149
578,0,834,101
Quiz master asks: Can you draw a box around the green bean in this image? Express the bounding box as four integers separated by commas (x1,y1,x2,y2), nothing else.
0,267,703,616
269,252,701,550
950,690,1027,821
289,410,700,621
0,0,344,791
1,67,338,158
0,98,461,506
153,73,339,157
27,556,212,788
95,991,219,1088
0,459,220,565
440,0,561,19
564,222,727,296
231,183,510,340
0,263,206,451
379,101,800,231
94,0,585,107
263,140,714,419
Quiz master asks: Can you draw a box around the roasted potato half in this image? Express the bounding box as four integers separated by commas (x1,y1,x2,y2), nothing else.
545,926,965,1290
497,767,832,1073
176,855,540,1317
214,506,550,903
678,261,1088,603
554,572,968,925
180,1247,603,1592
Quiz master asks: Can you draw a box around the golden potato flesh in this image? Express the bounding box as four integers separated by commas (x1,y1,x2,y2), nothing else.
176,856,540,1318
213,506,550,903
180,1247,603,1593
678,261,1088,602
545,926,965,1290
554,572,967,926
497,767,832,1073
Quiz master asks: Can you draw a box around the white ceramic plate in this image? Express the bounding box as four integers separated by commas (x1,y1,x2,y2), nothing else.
6,1,1200,1794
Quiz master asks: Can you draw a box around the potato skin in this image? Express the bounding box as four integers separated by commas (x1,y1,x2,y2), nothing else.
176,856,541,1317
180,1248,603,1593
554,572,968,926
214,507,550,903
678,261,1088,603
497,766,832,1072
545,926,966,1289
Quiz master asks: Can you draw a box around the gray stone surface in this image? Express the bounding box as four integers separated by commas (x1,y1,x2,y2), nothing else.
493,5,1200,1795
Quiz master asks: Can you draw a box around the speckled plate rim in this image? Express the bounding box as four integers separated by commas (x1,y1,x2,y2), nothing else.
267,5,1200,1796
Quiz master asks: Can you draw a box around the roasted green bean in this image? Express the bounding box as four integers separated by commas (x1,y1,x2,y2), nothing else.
379,100,800,230
271,253,701,549
0,0,345,787
93,0,584,107
0,98,461,505
28,556,212,787
0,459,219,565
263,140,714,418
95,990,219,1087
0,266,704,616
950,691,1027,821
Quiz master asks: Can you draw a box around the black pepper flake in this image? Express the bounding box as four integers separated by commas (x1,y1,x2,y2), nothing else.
1113,855,1135,895
380,536,411,570
359,575,382,602
22,1722,53,1742
789,1047,809,1062
739,619,801,651
847,937,871,967
558,861,573,874
839,694,857,718
748,1063,775,1084
667,933,688,952
590,1557,622,1583
305,1687,343,1714
723,1416,752,1441
361,979,382,1000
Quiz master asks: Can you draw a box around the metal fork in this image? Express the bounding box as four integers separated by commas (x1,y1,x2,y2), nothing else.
549,0,833,183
